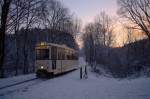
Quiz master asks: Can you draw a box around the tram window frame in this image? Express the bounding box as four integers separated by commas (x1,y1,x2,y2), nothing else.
36,49,49,60
58,52,60,60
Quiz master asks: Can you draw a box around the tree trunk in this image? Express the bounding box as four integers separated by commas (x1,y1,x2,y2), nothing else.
0,0,11,78
23,30,29,74
15,33,19,76
0,28,5,78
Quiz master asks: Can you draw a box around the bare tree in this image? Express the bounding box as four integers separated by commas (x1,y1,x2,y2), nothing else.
69,17,81,39
83,12,115,71
94,12,114,47
125,27,134,66
118,0,150,38
21,0,43,74
39,0,75,42
5,0,43,75
83,23,95,68
7,0,27,75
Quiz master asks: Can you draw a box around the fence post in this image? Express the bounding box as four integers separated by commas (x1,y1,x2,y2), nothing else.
80,67,82,79
85,65,87,75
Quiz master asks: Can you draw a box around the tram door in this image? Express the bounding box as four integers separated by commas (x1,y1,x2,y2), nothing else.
51,46,57,69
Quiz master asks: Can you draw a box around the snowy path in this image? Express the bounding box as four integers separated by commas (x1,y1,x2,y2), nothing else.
0,58,150,99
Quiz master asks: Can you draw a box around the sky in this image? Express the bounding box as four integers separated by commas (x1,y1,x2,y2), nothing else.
60,0,118,26
59,0,125,47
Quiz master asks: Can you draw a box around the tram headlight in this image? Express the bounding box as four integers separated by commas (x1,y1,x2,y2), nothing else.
40,66,44,69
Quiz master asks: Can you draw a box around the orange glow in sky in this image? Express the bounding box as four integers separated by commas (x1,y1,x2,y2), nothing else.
60,0,146,47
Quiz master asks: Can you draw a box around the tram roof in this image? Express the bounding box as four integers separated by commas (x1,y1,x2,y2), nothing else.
36,42,76,51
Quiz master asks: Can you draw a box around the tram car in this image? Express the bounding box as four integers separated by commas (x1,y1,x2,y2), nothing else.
35,42,78,77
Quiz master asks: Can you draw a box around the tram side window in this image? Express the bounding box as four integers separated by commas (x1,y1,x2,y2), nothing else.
66,51,74,60
36,49,49,60
58,52,60,60
71,52,78,60
58,48,63,60
51,47,57,60
71,53,74,60
58,51,63,60
62,52,65,60
74,53,78,60
70,51,73,60
67,54,70,60
66,50,70,60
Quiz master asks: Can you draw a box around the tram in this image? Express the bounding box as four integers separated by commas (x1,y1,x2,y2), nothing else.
35,42,78,77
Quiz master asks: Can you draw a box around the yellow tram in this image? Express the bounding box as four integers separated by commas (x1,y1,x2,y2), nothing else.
35,42,78,77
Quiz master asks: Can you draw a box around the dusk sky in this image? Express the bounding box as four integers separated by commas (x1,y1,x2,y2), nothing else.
60,0,120,47
60,0,118,26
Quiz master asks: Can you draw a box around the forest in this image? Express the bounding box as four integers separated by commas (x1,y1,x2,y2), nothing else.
0,0,80,77
1,0,150,78
83,0,150,78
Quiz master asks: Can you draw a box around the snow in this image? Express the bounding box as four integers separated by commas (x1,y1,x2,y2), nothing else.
0,74,36,89
0,57,150,99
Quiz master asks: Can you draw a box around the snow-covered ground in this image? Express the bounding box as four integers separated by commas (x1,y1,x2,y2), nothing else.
0,57,150,99
0,74,36,89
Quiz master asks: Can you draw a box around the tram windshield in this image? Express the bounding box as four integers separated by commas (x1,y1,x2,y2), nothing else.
36,49,49,60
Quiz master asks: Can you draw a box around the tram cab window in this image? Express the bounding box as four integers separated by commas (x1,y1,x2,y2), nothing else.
36,49,49,60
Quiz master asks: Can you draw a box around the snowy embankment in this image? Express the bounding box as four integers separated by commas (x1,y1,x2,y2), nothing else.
0,57,150,99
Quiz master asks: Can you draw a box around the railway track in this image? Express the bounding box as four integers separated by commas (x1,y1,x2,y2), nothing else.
0,78,38,90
